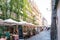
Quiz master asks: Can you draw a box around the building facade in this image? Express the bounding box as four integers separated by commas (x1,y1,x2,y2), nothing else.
42,17,48,27
0,0,42,26
56,0,60,40
51,0,59,40
28,0,42,25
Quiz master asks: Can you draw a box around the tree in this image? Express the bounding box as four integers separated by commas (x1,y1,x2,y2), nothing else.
0,0,33,23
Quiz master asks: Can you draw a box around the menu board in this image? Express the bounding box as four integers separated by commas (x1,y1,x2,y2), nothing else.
18,25,23,39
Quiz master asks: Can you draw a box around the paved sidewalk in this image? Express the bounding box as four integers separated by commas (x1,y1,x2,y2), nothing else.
26,30,50,40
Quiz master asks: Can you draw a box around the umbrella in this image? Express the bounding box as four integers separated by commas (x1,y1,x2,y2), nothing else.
4,19,18,23
18,21,27,25
26,23,34,25
4,19,18,25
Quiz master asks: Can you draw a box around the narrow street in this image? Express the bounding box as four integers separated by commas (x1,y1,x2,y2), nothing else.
26,30,50,40
0,0,52,40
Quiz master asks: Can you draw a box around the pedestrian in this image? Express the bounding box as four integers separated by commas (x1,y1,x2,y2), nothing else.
4,30,10,40
33,28,36,35
0,34,7,40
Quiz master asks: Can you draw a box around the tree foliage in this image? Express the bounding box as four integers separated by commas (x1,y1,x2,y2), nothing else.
0,0,37,24
0,0,32,21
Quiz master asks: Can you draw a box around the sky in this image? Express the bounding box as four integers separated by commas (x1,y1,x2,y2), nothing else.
34,0,52,25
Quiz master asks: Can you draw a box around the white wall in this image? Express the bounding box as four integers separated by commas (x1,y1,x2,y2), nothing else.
57,2,60,40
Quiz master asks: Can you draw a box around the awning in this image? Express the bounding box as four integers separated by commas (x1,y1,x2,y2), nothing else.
18,21,27,25
3,19,18,26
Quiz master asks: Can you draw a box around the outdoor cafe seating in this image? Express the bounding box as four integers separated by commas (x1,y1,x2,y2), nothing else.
0,19,37,40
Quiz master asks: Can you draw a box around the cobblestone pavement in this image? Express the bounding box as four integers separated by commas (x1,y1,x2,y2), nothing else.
26,30,50,40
